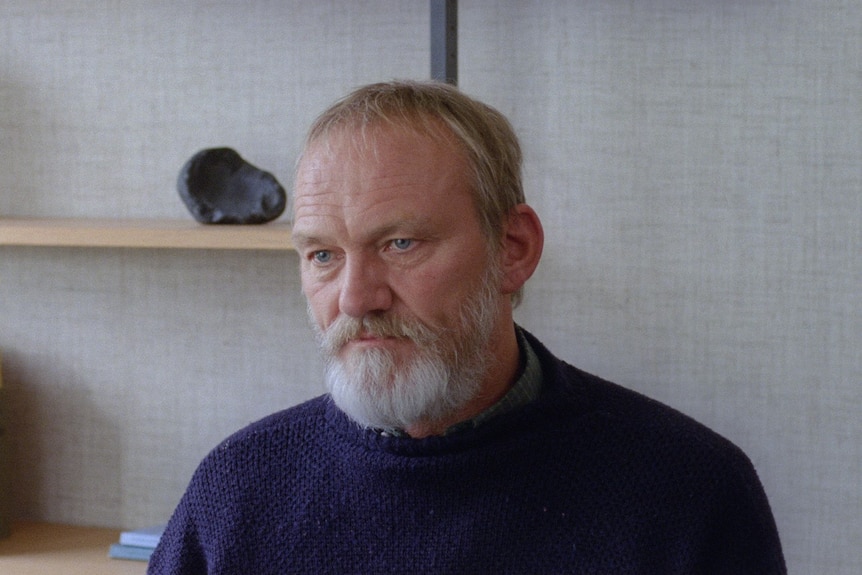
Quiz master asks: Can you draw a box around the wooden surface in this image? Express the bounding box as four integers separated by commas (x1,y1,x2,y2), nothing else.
0,217,294,251
0,522,147,574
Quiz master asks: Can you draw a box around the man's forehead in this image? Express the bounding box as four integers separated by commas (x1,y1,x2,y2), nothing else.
295,131,390,192
296,124,467,192
302,119,462,165
291,130,478,243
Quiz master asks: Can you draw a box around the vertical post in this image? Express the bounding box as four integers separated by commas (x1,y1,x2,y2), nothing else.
430,0,457,85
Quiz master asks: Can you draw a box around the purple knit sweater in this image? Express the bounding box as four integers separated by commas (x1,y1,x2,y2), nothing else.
148,331,785,574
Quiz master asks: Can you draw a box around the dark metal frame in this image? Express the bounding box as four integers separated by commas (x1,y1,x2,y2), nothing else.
430,0,458,85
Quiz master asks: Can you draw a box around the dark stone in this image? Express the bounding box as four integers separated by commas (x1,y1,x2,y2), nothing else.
177,147,286,224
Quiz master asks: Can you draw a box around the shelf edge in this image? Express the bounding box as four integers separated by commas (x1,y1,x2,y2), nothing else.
0,218,295,251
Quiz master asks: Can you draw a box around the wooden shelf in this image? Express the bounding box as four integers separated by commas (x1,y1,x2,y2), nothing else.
0,217,294,251
0,522,146,574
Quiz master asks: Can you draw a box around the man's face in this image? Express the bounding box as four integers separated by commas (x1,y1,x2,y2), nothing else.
292,125,504,431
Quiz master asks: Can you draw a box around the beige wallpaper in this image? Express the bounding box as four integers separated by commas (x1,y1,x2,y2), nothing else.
1,1,859,572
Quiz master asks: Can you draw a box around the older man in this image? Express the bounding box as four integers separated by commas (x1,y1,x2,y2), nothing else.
149,81,785,574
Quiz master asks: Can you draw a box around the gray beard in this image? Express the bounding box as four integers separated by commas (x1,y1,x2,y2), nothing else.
311,265,501,432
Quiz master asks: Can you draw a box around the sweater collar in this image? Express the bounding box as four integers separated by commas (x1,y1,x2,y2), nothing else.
323,327,587,456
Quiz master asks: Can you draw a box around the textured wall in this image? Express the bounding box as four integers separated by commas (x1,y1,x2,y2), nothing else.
0,2,859,572
461,3,862,571
0,0,427,528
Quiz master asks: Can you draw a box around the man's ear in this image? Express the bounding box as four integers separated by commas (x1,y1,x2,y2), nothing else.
499,204,544,296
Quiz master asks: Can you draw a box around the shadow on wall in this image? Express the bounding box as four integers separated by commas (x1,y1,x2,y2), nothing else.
2,350,122,525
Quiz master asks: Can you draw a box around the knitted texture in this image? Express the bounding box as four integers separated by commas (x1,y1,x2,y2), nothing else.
149,331,786,574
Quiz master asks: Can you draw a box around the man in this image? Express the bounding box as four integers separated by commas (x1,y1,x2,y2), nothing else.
149,81,786,574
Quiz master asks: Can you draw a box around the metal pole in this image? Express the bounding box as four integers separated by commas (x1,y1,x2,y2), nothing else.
430,0,457,85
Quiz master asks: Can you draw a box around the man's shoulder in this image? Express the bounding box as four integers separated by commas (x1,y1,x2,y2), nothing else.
243,394,331,435
523,332,784,573
201,394,332,464
525,330,751,466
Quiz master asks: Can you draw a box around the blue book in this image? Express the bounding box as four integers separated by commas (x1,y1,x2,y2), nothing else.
118,523,166,549
109,542,155,561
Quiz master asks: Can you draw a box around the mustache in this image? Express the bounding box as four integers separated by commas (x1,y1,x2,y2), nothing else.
314,312,441,355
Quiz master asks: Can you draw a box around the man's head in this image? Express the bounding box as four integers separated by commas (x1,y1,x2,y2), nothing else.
299,81,526,293
292,80,543,436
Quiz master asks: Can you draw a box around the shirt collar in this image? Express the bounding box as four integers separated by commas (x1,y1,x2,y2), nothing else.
381,325,543,437
445,325,543,434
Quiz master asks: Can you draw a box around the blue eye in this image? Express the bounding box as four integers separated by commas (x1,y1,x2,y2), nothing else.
391,238,413,250
312,250,333,264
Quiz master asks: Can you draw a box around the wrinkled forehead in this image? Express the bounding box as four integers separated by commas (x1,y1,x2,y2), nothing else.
292,120,472,211
290,121,484,252
306,115,463,165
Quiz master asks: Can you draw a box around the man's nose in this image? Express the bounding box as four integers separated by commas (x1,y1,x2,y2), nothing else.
338,256,392,318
